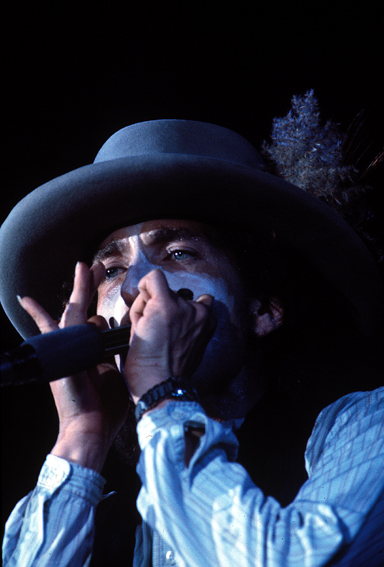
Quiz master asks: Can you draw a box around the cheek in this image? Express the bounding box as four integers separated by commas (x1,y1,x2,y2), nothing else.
96,268,241,326
163,271,237,315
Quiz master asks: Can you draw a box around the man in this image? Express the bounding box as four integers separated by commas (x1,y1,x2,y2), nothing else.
1,98,384,566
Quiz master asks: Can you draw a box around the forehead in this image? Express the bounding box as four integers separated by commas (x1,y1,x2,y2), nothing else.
98,219,214,249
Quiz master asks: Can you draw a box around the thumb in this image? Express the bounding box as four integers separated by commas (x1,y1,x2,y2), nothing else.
88,315,110,331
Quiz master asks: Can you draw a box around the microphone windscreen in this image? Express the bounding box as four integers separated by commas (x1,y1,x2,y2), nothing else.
26,324,104,382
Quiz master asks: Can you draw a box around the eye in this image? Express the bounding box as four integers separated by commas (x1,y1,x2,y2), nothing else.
167,249,197,262
105,266,124,280
172,250,190,260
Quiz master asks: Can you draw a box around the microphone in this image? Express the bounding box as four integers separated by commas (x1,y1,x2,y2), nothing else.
0,324,131,386
0,288,194,387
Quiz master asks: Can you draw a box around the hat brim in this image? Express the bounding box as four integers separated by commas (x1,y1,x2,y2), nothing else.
1,153,383,338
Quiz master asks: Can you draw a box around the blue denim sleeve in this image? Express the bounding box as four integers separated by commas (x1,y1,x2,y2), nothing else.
2,454,105,567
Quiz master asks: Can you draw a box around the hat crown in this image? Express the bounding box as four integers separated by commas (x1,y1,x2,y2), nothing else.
94,119,265,169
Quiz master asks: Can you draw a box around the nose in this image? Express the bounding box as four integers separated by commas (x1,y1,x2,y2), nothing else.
120,252,156,307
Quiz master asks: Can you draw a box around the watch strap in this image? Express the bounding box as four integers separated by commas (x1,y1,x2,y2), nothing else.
135,377,199,421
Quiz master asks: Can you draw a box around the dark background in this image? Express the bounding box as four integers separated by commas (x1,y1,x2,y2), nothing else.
2,2,383,535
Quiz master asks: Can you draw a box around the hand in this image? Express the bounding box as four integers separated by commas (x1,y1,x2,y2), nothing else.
18,262,130,472
125,269,215,403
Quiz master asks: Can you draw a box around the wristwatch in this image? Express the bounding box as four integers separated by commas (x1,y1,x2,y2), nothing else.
135,377,199,421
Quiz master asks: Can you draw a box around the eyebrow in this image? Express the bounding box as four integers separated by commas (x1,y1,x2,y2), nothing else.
92,227,203,264
92,240,125,264
146,227,203,243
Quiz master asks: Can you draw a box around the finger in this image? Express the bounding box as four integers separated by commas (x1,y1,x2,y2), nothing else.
89,262,106,301
88,315,120,368
60,262,92,327
195,294,214,311
68,262,92,305
17,296,58,334
195,294,216,338
137,269,172,302
129,294,147,330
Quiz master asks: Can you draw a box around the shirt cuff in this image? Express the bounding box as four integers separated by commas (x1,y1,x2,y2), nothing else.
137,401,204,448
37,454,106,506
136,401,240,465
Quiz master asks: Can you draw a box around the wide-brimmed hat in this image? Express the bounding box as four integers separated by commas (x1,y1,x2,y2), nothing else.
1,119,383,339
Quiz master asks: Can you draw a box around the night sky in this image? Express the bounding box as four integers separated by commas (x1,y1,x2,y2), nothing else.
2,3,383,533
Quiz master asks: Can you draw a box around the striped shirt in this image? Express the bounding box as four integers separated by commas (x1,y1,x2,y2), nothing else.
3,387,384,566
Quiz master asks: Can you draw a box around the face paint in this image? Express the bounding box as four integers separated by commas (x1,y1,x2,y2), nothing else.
94,220,253,408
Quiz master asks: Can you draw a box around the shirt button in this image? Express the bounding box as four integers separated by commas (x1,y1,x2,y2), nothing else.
165,549,176,564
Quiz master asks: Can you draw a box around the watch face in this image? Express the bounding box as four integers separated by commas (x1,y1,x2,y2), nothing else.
173,388,188,398
171,387,198,402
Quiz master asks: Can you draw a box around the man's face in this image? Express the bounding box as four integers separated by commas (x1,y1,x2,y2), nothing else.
94,219,262,419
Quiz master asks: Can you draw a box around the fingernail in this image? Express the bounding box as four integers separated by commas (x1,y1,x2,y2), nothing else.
16,294,24,306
